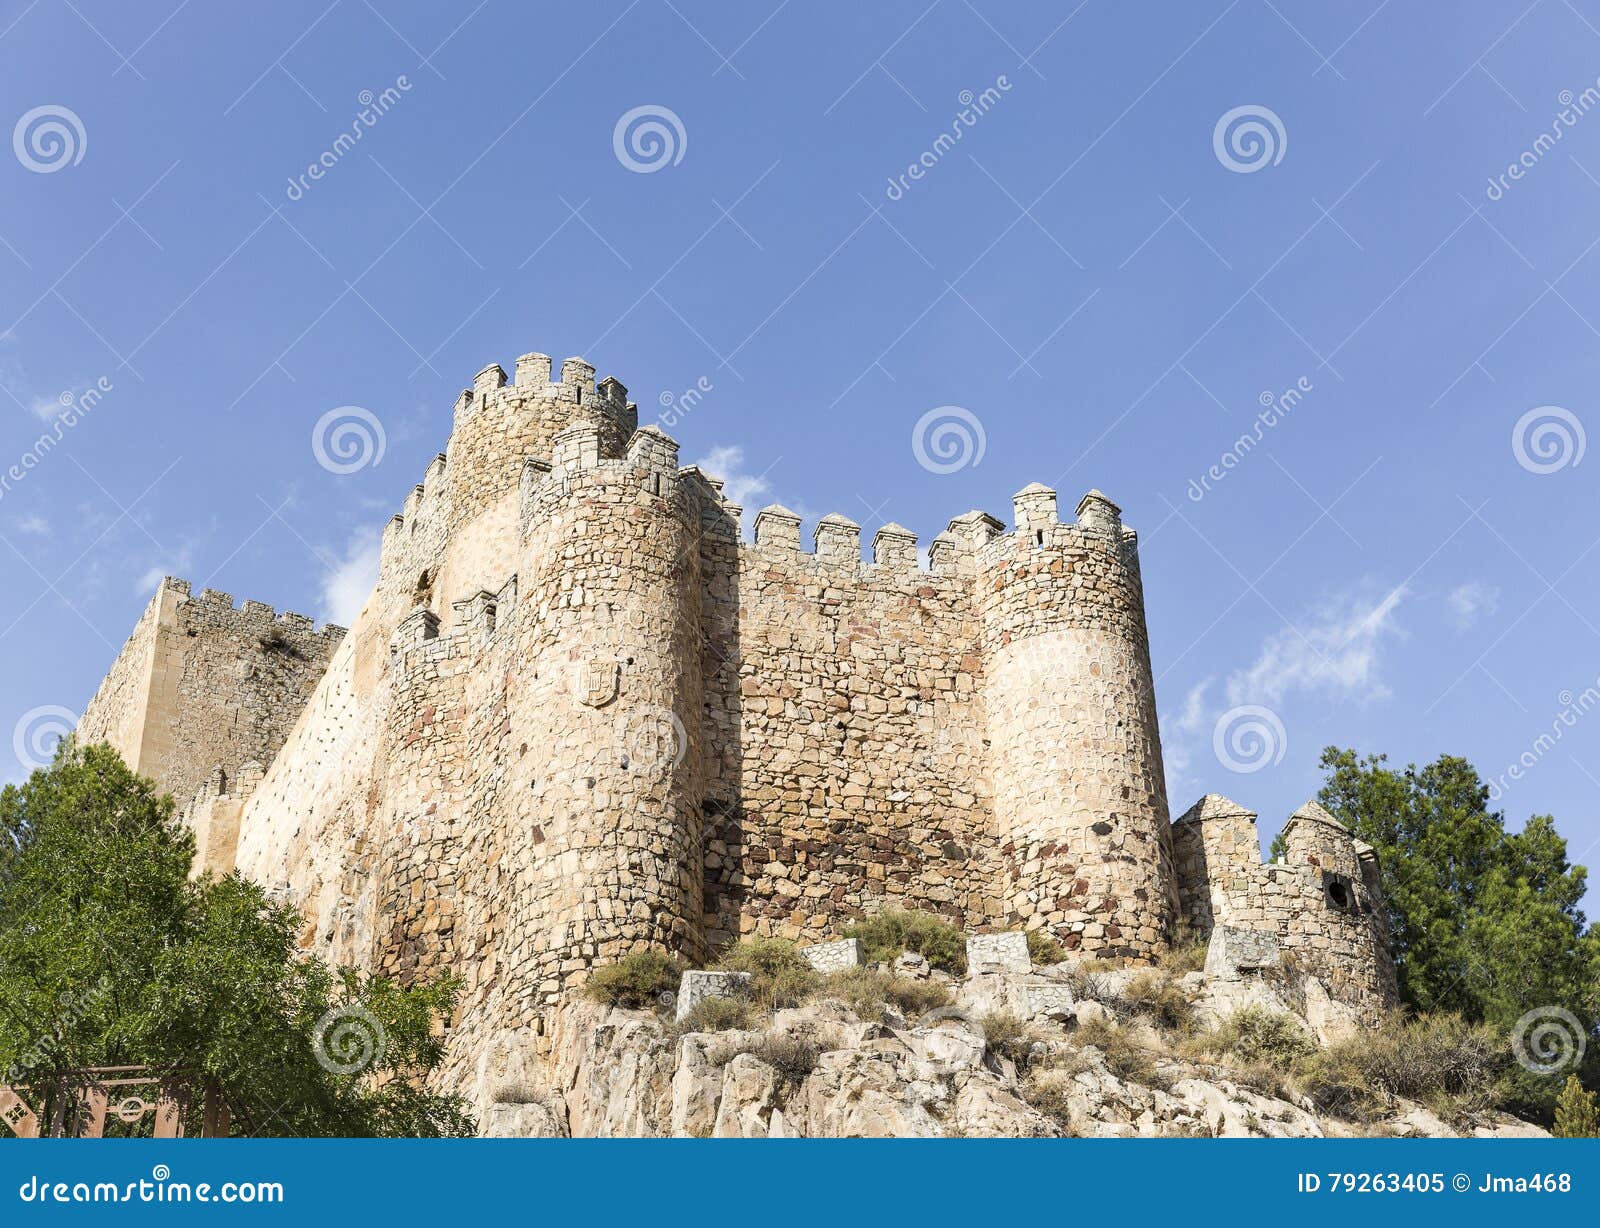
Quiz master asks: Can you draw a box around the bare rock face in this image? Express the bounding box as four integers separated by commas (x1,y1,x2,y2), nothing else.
473,963,1547,1139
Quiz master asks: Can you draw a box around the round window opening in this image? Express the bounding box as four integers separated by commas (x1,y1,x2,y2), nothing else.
1324,879,1355,911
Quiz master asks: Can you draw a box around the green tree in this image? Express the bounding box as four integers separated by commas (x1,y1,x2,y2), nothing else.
1309,748,1600,1113
1553,1074,1600,1137
0,740,473,1137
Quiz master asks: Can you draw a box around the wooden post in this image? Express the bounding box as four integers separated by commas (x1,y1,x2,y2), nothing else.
76,1082,109,1138
0,1086,40,1138
153,1079,182,1138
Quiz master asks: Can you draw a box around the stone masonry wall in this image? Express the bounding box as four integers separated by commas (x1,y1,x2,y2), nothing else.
1172,795,1397,1017
714,513,993,947
78,576,343,811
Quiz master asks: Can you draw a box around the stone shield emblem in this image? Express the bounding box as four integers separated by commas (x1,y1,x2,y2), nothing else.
571,656,620,708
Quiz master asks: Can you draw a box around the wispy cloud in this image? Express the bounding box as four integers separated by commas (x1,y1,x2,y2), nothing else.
320,525,382,626
13,514,49,536
1161,587,1406,804
1160,676,1213,801
1224,586,1407,709
693,444,773,507
135,543,195,595
1447,580,1500,630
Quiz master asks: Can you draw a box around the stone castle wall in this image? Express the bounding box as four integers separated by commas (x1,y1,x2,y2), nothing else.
78,577,344,818
76,346,1400,1092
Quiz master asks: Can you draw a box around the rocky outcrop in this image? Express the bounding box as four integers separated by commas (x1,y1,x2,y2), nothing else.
475,960,1544,1140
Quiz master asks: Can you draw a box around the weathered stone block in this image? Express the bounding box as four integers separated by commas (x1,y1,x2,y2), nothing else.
1204,926,1281,980
674,970,752,1022
1019,981,1075,1021
800,937,863,973
967,931,1031,975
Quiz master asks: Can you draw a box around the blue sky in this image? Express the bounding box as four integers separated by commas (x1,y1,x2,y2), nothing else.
1,1,1596,913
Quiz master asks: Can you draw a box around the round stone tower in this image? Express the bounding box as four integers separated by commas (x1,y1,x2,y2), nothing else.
496,416,706,1014
978,485,1177,961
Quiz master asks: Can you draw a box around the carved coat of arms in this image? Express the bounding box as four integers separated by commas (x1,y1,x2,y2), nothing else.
571,656,620,708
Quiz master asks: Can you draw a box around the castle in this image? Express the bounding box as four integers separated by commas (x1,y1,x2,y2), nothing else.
77,348,1397,1092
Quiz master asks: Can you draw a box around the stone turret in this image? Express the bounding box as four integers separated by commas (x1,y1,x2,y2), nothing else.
1171,794,1398,1017
977,483,1177,961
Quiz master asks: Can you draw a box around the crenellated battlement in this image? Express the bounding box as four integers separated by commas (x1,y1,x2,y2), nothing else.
729,481,1138,585
177,578,346,640
453,352,633,422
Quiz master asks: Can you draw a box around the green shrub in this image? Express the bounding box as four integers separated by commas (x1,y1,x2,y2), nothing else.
682,995,754,1032
844,909,967,974
746,1033,821,1089
1208,1007,1319,1069
980,1010,1040,1071
584,950,681,1011
1026,930,1067,966
712,937,818,1010
810,967,953,1020
1299,1013,1509,1122
1157,936,1207,974
1120,971,1193,1033
1553,1075,1600,1138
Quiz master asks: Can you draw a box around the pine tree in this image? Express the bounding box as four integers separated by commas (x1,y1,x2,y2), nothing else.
1553,1075,1600,1138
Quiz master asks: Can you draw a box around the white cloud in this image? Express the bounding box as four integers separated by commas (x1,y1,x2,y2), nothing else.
320,526,382,626
1159,589,1406,805
14,514,48,536
26,394,61,421
1160,677,1212,802
135,543,195,595
1224,586,1406,709
1447,581,1500,630
693,445,772,507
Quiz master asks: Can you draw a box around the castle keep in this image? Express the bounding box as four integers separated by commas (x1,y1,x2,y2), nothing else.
78,348,1397,1088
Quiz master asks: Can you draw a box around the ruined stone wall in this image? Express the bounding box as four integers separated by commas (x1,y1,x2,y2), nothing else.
1171,795,1397,1017
77,576,343,808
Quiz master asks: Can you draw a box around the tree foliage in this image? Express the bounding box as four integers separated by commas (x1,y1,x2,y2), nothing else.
1553,1075,1600,1137
1309,747,1600,1113
0,741,473,1137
